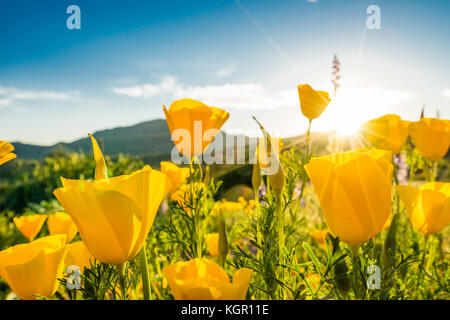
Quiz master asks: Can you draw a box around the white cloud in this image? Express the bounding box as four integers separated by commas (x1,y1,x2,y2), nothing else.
0,98,12,107
113,76,296,110
216,65,235,78
443,88,450,98
112,77,412,119
112,77,182,98
0,85,80,107
307,0,318,2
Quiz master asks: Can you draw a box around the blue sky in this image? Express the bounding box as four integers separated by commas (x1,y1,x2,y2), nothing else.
1,0,449,145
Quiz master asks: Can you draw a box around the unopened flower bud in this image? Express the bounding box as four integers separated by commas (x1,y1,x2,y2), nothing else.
218,212,229,260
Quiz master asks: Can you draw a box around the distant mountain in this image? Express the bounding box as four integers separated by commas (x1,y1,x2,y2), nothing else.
13,119,174,160
9,118,373,183
13,119,176,161
12,118,352,172
11,119,263,167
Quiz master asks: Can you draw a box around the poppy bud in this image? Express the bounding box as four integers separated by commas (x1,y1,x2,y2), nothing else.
218,212,229,260
252,161,261,195
269,164,285,201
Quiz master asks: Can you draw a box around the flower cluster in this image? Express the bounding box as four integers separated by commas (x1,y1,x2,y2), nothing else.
0,82,448,301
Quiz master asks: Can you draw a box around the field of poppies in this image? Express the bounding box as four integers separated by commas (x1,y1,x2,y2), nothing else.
0,85,449,300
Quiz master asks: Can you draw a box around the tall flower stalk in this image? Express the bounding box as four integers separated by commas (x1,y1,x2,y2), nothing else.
138,247,152,300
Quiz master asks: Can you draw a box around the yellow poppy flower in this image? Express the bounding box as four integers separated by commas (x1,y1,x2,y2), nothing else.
0,141,16,166
0,235,67,300
309,228,329,250
205,233,219,257
163,258,253,300
238,196,247,206
13,214,47,241
47,212,78,243
53,134,172,265
171,182,206,204
163,98,229,158
309,228,329,245
297,84,331,120
160,161,190,193
244,199,256,215
408,118,450,161
362,114,410,154
210,201,244,217
397,182,450,235
65,241,94,272
305,149,393,246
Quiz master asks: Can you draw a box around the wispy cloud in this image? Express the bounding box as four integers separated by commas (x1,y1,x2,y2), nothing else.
443,88,450,98
0,85,80,107
216,64,235,78
112,76,296,109
112,77,184,99
0,98,12,107
112,77,413,115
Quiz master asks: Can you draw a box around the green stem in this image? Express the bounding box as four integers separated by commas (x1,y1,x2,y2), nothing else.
425,160,438,182
138,246,152,300
254,193,263,263
190,160,203,258
306,119,312,157
277,197,285,258
276,196,285,299
415,235,430,298
254,194,261,243
195,210,202,258
408,161,415,186
431,161,438,182
198,161,203,182
350,245,361,299
116,263,127,300
266,175,271,194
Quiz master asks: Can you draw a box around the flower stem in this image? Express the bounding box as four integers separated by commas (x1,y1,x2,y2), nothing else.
350,245,361,299
306,119,312,157
431,161,438,181
415,234,430,298
254,194,261,242
190,160,202,258
138,246,152,300
408,161,415,185
276,196,285,299
277,197,285,259
116,263,127,300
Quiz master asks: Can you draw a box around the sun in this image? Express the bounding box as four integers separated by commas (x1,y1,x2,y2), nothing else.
314,84,392,138
314,89,366,137
333,118,362,136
